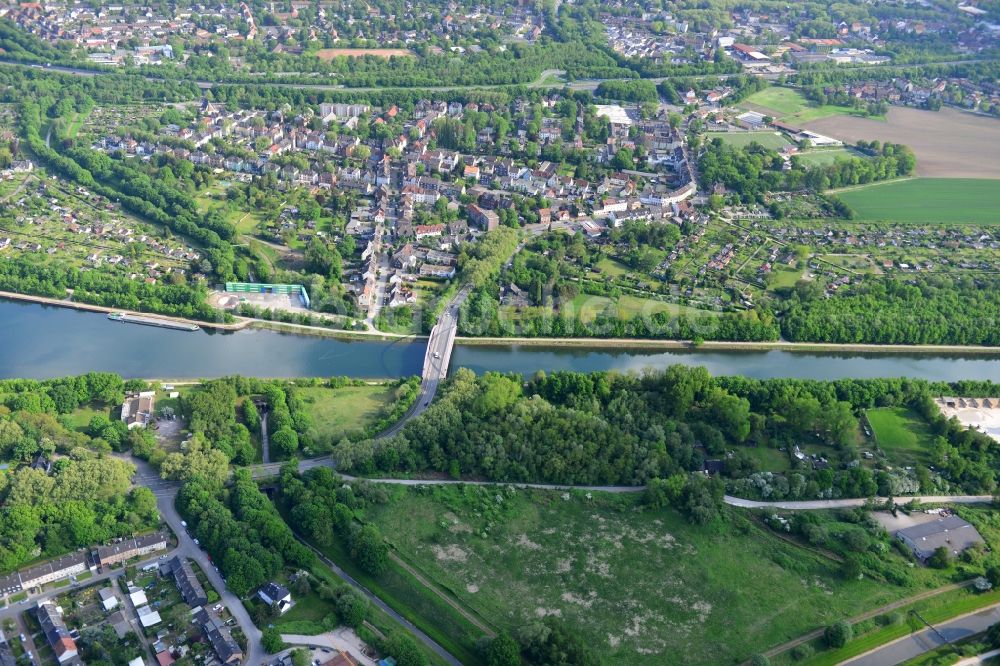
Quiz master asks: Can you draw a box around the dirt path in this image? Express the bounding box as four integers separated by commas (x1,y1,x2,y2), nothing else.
260,411,270,464
757,579,975,660
387,551,496,638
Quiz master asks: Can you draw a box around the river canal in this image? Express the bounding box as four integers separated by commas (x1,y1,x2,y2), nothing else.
2,299,1000,381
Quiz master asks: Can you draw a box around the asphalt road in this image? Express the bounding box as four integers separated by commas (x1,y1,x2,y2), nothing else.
842,602,1000,666
377,285,470,438
131,458,265,666
724,494,994,510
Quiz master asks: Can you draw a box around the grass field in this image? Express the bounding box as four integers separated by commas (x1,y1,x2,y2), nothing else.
742,87,864,125
297,384,396,442
768,267,805,290
835,179,1000,225
795,148,862,167
567,293,716,321
866,407,935,466
706,131,792,150
361,485,942,665
595,256,630,277
744,87,811,116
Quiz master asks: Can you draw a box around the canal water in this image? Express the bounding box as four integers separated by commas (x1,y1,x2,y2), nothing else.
2,298,1000,381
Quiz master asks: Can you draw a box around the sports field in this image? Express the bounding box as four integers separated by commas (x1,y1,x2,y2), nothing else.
316,47,414,59
835,178,1000,225
706,131,792,150
795,148,862,166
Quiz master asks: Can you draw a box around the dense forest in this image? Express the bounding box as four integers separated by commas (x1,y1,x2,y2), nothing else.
331,367,1000,502
780,276,1000,346
177,469,313,596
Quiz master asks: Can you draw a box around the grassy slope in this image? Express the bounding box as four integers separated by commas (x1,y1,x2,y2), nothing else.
835,179,1000,225
795,148,863,166
362,485,941,665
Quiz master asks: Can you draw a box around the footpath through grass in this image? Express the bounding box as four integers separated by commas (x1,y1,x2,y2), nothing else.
835,178,1000,225
277,503,489,666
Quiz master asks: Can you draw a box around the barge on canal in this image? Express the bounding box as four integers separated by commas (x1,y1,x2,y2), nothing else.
107,312,200,332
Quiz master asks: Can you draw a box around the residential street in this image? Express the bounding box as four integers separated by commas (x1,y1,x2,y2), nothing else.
130,457,265,666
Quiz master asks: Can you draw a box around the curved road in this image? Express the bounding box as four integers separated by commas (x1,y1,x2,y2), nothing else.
130,457,265,666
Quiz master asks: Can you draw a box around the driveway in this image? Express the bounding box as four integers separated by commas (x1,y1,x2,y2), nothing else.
281,628,378,665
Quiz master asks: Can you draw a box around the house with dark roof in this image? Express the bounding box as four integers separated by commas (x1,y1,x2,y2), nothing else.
20,552,87,589
257,582,292,613
108,610,131,639
36,601,78,664
896,515,985,562
160,557,208,608
193,607,243,664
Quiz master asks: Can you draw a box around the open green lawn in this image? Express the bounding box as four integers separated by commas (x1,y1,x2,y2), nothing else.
866,407,935,467
362,485,941,665
795,148,863,167
743,87,865,125
565,293,718,322
768,267,805,290
744,87,812,115
595,256,630,277
298,384,396,442
835,179,1000,225
64,403,115,432
741,446,792,473
706,131,792,150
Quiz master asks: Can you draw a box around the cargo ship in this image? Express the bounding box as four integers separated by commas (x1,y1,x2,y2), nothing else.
107,312,200,332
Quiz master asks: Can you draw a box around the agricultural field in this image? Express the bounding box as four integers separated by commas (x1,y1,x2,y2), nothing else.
804,106,1000,179
865,407,936,467
706,131,792,150
835,179,1000,225
361,485,940,665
